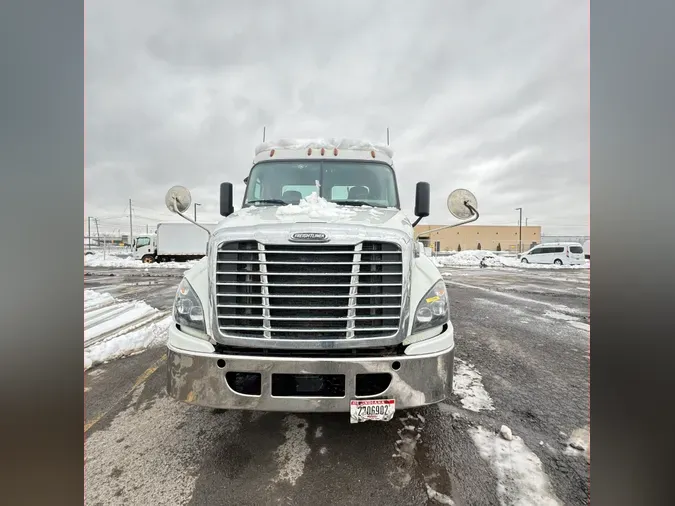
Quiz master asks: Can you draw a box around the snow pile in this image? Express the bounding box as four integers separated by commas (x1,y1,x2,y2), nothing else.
500,425,514,441
85,301,161,342
255,138,394,159
432,251,493,267
84,251,199,269
563,426,590,460
84,316,171,370
84,289,171,370
431,250,590,269
276,192,357,221
452,358,495,412
469,426,563,505
85,289,115,310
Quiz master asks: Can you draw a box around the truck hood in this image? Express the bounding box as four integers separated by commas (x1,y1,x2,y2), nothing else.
214,203,413,234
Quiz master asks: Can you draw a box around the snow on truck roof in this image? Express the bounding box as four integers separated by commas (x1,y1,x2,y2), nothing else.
253,138,394,163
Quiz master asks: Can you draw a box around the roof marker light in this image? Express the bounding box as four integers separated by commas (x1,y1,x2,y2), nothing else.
333,148,338,156
307,148,312,155
371,150,376,158
320,147,325,156
270,149,275,157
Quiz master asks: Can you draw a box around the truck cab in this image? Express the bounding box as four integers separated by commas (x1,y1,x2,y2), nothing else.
132,233,156,263
164,139,479,423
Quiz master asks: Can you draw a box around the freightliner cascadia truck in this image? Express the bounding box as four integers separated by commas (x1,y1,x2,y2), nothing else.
163,138,479,423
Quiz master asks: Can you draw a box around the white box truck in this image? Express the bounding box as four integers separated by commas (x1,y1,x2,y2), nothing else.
132,222,216,263
161,138,481,423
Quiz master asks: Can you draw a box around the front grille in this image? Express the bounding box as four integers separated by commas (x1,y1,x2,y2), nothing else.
215,241,403,340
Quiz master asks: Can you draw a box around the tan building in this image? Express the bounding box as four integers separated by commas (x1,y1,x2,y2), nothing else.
414,225,542,253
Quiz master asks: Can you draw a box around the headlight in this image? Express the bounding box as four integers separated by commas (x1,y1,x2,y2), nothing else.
412,280,449,333
174,278,205,332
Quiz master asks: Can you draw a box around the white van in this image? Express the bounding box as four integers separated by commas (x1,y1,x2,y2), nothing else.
518,242,586,266
583,240,590,260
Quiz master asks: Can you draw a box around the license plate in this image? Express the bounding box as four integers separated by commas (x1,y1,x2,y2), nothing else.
349,399,395,423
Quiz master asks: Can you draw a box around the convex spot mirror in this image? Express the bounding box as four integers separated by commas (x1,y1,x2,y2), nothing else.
447,189,478,220
165,185,192,214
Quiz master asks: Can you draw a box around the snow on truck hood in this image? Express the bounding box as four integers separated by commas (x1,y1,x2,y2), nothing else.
214,193,412,232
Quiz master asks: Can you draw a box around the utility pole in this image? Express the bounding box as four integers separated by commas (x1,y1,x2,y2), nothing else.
194,202,201,222
526,218,528,227
386,127,390,146
87,217,91,250
95,218,100,246
129,198,133,248
146,224,149,234
515,207,523,253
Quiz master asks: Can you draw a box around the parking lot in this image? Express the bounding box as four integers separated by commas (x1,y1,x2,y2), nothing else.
84,264,590,505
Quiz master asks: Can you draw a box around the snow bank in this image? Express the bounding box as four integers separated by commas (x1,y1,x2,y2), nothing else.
453,358,495,412
276,192,357,221
84,316,171,370
84,289,115,310
563,426,590,460
84,251,198,269
469,426,563,505
85,301,161,342
255,138,394,158
84,289,171,370
431,250,590,269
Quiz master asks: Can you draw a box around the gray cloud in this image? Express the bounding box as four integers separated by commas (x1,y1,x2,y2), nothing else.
86,0,588,236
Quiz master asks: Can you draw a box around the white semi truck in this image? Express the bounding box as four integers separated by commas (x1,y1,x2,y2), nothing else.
163,139,480,423
132,222,217,263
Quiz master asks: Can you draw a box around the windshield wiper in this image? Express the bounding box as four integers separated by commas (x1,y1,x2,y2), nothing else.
246,199,288,206
335,200,386,208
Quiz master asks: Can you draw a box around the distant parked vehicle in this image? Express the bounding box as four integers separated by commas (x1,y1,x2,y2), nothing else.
583,240,590,260
518,242,585,266
132,222,217,263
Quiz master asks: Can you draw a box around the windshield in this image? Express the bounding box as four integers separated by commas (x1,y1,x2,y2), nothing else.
243,160,399,208
136,237,150,248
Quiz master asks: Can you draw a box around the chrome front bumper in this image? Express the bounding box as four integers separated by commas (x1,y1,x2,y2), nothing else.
166,327,455,413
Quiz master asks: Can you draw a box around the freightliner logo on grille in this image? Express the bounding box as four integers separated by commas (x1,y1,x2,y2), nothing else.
289,232,330,242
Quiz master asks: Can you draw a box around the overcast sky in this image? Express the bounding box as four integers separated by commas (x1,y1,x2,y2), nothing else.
85,0,588,237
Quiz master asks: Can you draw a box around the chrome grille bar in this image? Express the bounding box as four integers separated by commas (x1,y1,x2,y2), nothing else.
217,304,401,310
258,242,271,339
216,260,401,265
217,315,400,320
346,243,362,339
216,282,402,287
218,327,400,333
216,293,401,299
219,249,397,255
216,271,403,276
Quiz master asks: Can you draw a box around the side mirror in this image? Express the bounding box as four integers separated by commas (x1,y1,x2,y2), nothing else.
414,182,430,217
413,188,479,239
447,189,478,219
220,182,234,216
164,185,214,239
165,185,192,213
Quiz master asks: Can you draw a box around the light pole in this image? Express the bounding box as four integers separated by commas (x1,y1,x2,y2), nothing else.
194,203,201,222
515,207,523,253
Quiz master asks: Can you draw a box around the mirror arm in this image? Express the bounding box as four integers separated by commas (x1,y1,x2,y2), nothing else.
411,216,424,228
414,203,479,239
170,197,213,237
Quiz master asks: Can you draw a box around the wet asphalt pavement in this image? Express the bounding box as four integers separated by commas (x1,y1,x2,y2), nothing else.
84,265,590,505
